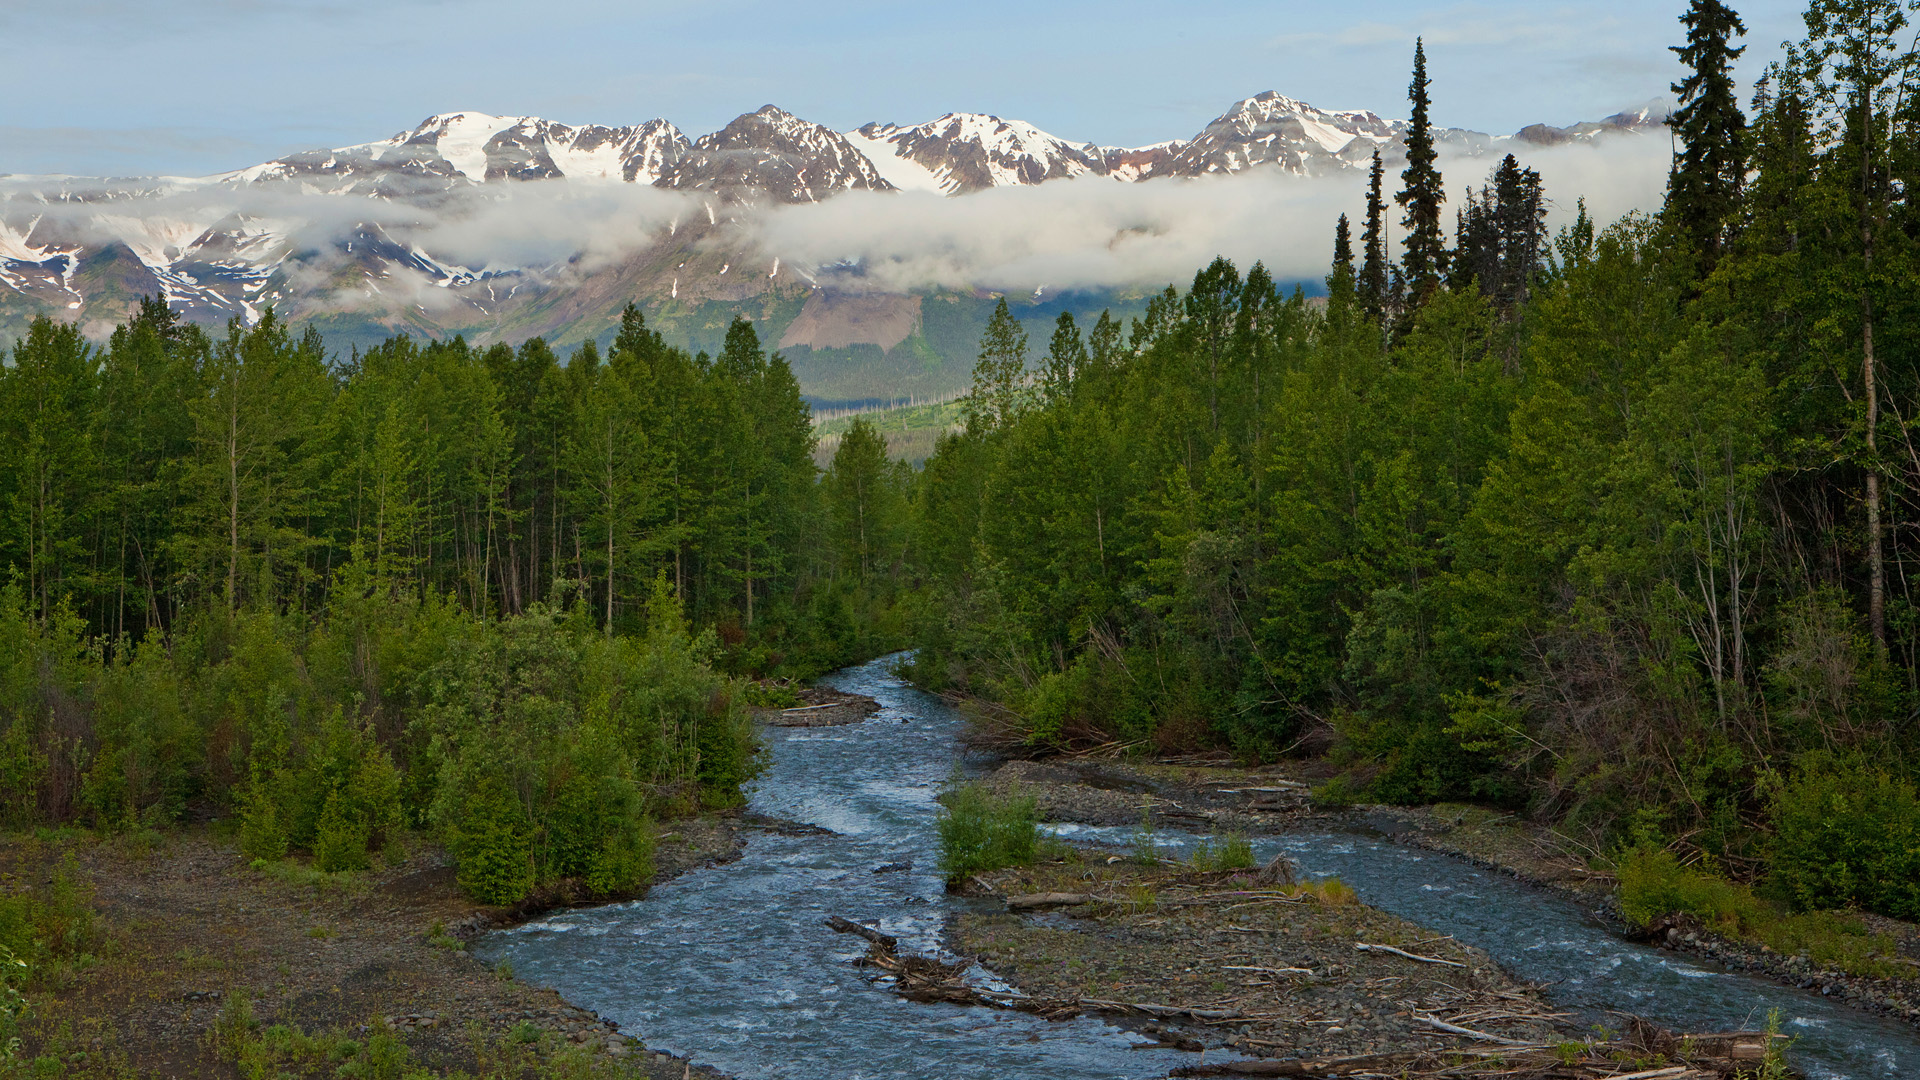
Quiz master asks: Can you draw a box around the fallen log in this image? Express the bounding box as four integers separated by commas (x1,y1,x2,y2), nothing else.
1006,892,1093,910
824,916,897,950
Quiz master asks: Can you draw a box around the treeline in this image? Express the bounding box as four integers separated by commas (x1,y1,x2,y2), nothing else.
907,3,1920,916
0,300,912,902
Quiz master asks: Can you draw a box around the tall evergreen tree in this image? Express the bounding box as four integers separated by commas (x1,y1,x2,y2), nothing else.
1667,0,1749,272
966,298,1030,430
1358,151,1391,323
1332,213,1355,278
1452,154,1546,316
1397,38,1449,309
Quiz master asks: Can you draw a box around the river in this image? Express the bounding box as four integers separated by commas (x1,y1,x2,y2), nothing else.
476,654,1920,1079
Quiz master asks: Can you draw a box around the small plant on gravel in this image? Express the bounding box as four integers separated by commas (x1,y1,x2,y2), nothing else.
1189,833,1255,872
509,1020,541,1044
1292,877,1357,905
306,925,336,939
493,958,515,982
424,918,464,952
210,989,257,1061
936,782,1039,881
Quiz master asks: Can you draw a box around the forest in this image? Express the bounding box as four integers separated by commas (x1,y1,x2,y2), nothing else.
0,300,909,904
3,0,1919,932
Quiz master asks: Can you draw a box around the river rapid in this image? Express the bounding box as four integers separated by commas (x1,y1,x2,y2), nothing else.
477,654,1920,1080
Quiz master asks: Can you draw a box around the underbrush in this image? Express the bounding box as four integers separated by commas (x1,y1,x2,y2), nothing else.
936,783,1039,881
203,992,654,1080
0,859,99,982
1615,849,1910,980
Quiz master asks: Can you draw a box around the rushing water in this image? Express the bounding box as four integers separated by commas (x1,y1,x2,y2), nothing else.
478,655,1920,1079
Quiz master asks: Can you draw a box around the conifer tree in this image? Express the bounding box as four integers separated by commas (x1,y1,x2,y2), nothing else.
1667,0,1749,272
1040,312,1086,405
1397,38,1448,308
966,298,1029,429
1358,151,1390,323
1332,213,1355,276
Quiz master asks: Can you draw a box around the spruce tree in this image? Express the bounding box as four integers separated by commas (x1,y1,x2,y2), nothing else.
1397,38,1448,308
1358,150,1390,323
1667,0,1748,272
966,298,1030,429
1333,213,1355,273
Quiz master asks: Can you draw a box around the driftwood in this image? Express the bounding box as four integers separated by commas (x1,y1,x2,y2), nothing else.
1411,1013,1530,1044
1006,892,1093,910
824,916,896,950
1170,1030,1785,1078
1352,941,1466,967
1252,852,1297,886
824,916,1784,1079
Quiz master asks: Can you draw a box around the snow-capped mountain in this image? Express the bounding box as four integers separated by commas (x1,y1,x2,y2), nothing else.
848,114,1118,194
0,91,1667,346
223,112,692,196
661,106,893,202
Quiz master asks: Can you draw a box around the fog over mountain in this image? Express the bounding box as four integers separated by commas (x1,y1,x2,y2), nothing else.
0,90,1670,400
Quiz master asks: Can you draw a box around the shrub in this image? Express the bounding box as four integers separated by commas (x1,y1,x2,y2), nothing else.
936,783,1038,881
312,790,371,873
0,860,97,969
1616,848,1764,934
448,770,534,905
1311,774,1361,809
1769,759,1920,919
741,681,803,709
237,778,289,862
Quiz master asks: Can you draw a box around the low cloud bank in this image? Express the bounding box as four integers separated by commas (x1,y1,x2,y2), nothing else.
753,134,1671,292
0,133,1669,307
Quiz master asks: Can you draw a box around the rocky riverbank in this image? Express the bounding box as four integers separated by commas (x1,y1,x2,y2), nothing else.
0,819,748,1078
972,754,1920,1040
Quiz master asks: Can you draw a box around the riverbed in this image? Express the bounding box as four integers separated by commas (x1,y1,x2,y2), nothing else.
478,654,1920,1079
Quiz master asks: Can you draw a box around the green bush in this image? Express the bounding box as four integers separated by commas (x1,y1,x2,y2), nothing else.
1769,759,1920,919
0,860,97,973
936,783,1039,881
312,790,371,873
448,769,535,905
1615,847,1907,978
741,681,803,709
1615,848,1764,934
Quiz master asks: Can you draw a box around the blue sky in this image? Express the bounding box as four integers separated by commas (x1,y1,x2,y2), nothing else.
2,0,1801,178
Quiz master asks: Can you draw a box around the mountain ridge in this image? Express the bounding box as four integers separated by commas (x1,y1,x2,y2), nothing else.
0,89,1669,396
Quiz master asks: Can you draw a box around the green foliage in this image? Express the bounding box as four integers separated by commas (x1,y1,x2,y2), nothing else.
936,783,1039,881
446,768,534,906
0,945,25,1062
741,681,803,709
1616,848,1765,933
1615,848,1908,979
1768,758,1920,918
0,861,96,973
1189,833,1255,872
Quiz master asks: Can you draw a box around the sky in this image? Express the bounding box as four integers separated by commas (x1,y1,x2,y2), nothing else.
1,0,1803,179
